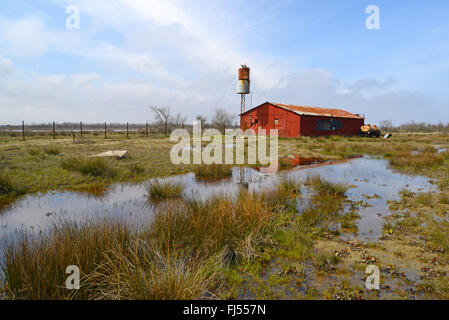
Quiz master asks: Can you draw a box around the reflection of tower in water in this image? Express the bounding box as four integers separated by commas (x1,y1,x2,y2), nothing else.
238,167,249,190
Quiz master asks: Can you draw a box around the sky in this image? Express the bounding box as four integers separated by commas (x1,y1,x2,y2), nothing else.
0,0,448,125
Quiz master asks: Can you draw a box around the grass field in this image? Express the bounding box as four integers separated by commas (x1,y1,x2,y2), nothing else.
1,131,449,299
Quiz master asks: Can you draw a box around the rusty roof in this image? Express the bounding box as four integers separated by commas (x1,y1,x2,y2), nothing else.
272,103,364,119
241,102,364,120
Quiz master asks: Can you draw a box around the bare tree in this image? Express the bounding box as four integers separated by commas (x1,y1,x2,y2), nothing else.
211,108,233,134
150,106,171,136
174,113,188,128
379,120,393,132
438,122,443,135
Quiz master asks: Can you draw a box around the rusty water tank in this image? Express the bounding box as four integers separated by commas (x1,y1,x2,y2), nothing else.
238,66,250,80
237,65,250,94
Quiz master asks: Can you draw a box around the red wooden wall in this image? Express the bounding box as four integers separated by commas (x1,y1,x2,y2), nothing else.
299,115,364,137
240,103,363,138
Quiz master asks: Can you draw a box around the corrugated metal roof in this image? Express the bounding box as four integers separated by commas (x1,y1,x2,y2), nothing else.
240,102,364,120
272,103,364,120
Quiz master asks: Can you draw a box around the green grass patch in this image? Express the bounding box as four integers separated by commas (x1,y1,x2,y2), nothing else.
61,157,115,178
44,146,61,155
0,173,27,200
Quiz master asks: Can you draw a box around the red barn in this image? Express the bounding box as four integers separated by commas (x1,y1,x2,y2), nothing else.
240,102,365,138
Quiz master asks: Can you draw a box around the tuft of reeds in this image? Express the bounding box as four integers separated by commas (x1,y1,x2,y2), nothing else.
306,175,348,197
85,240,222,300
150,191,277,260
1,218,133,299
301,176,351,232
193,163,232,180
278,175,301,195
144,180,184,202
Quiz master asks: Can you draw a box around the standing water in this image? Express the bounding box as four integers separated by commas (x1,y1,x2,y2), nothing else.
0,156,436,244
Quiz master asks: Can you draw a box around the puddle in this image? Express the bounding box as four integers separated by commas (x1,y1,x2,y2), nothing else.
0,156,437,245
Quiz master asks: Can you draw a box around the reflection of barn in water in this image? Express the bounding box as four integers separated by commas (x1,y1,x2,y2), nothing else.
240,102,365,137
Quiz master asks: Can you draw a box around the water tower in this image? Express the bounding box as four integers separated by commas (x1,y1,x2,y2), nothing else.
237,65,250,114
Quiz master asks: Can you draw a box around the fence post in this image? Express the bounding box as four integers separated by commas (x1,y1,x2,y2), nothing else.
104,122,107,139
80,121,83,138
146,123,149,138
52,121,56,139
22,120,25,141
126,122,129,138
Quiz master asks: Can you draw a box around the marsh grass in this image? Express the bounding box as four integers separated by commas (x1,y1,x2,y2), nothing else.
193,163,232,180
301,176,351,232
279,158,293,170
61,157,115,178
144,180,184,202
313,252,341,273
278,175,301,195
1,218,133,299
1,179,299,300
151,190,280,260
85,241,222,300
428,219,449,252
306,175,348,197
439,192,449,205
0,173,27,198
389,150,449,172
27,148,41,156
417,276,449,299
44,146,61,155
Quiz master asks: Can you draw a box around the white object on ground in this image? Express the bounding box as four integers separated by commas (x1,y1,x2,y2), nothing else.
92,150,128,159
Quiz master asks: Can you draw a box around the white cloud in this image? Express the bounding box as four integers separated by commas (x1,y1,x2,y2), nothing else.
0,1,446,125
260,69,441,125
0,67,443,126
0,55,14,77
38,74,66,85
0,17,49,57
69,73,100,84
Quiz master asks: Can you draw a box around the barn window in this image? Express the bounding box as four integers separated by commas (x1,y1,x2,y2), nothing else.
274,119,278,125
317,119,342,131
254,119,258,124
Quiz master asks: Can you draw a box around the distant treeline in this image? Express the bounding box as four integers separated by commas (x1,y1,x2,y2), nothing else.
1,120,448,133
379,120,449,133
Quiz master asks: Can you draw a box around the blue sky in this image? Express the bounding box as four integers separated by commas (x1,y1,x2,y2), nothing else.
0,0,448,125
